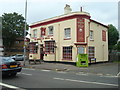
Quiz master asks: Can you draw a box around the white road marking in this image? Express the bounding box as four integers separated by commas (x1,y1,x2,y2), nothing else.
53,77,118,87
96,73,103,76
117,72,120,76
41,70,51,72
100,75,118,78
76,73,88,76
22,73,32,76
18,72,32,76
23,68,35,71
0,82,25,90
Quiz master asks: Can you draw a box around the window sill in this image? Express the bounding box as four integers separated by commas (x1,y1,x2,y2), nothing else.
48,35,53,37
90,39,94,41
62,58,72,61
64,38,71,40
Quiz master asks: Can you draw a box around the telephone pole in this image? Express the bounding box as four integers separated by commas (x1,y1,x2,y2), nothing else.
23,0,27,66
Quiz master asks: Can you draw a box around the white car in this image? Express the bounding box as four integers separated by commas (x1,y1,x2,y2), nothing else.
10,54,26,61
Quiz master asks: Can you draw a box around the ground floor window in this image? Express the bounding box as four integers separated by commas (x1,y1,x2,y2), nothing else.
45,41,55,54
77,46,85,54
63,46,72,60
29,43,38,54
88,46,95,61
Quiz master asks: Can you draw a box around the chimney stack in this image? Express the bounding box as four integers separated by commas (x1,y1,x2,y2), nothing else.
64,4,72,14
80,7,83,12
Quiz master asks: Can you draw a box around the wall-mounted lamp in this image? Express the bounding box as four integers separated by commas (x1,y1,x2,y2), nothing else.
54,46,57,48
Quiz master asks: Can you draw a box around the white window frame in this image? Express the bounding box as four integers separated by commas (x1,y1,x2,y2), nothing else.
48,26,54,35
90,30,94,40
77,47,85,54
33,29,37,38
64,28,71,39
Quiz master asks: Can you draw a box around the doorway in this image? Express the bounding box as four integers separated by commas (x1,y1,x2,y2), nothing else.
40,47,44,60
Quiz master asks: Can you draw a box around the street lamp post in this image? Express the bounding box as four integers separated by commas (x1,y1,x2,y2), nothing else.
23,0,27,66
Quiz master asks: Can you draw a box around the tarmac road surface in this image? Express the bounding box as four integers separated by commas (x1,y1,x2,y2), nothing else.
1,67,119,89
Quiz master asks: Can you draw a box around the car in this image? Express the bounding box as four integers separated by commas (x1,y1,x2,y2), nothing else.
1,57,22,77
10,54,26,61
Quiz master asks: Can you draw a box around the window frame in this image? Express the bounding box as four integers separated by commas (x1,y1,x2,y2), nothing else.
88,46,95,60
64,28,71,39
77,46,85,54
63,46,72,60
44,41,55,54
48,26,54,36
29,43,38,54
33,29,37,38
90,30,94,40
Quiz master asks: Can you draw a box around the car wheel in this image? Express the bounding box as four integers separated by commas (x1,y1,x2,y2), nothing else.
11,72,17,76
2,74,9,78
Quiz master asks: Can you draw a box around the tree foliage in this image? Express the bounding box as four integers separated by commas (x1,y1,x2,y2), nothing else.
108,24,119,52
116,41,120,51
113,41,120,52
2,12,29,49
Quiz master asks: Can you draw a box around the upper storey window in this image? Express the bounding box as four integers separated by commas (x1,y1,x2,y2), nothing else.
64,28,71,39
90,30,94,40
48,26,54,36
33,29,37,38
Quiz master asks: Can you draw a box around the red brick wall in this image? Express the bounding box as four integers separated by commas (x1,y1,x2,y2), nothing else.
77,18,85,42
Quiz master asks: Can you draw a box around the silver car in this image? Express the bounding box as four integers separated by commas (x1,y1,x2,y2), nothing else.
10,54,26,61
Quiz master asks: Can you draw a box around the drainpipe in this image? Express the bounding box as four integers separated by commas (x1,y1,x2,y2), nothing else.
86,21,90,53
103,44,104,62
54,42,57,62
86,21,90,63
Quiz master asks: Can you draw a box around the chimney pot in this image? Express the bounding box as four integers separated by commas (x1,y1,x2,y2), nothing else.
80,7,83,12
64,4,72,14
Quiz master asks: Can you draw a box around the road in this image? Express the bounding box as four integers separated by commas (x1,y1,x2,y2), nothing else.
1,68,119,89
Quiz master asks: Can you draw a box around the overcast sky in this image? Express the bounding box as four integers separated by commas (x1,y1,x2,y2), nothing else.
0,0,119,29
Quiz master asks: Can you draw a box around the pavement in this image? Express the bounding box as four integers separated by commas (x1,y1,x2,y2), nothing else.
21,60,119,77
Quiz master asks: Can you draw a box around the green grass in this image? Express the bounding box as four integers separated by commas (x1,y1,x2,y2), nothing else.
112,60,120,63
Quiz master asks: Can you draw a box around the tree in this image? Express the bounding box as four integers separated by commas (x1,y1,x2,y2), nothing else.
116,41,120,52
108,24,119,52
114,41,120,52
2,12,29,50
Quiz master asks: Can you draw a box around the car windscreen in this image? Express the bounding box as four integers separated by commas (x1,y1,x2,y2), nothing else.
17,55,23,56
2,57,15,63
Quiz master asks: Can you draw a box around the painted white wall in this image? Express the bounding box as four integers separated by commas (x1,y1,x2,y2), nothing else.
88,21,108,62
29,12,108,63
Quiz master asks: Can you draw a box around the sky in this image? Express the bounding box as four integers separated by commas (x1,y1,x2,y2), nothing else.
0,0,119,30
